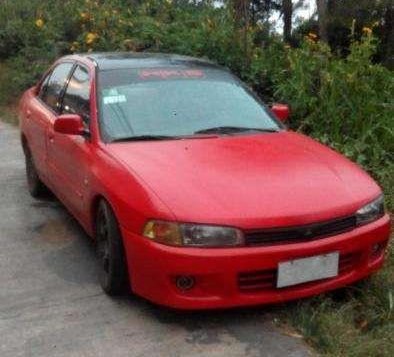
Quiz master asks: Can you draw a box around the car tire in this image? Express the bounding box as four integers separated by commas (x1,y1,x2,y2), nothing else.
96,200,128,295
24,147,47,198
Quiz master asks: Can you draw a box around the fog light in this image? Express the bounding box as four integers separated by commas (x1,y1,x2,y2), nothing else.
371,242,386,259
175,275,195,291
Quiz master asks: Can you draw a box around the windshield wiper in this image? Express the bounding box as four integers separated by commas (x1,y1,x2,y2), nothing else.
194,126,279,135
111,135,178,143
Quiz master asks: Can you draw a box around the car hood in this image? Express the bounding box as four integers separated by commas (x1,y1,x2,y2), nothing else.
107,131,381,228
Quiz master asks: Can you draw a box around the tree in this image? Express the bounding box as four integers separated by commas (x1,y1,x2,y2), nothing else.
316,0,393,65
316,0,328,42
381,2,393,67
249,0,281,24
282,0,293,42
231,0,251,63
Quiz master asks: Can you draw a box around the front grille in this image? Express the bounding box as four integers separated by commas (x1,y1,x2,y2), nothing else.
245,215,357,246
238,251,361,292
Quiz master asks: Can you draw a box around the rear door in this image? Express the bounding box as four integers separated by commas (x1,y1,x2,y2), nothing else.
24,62,74,182
47,64,93,219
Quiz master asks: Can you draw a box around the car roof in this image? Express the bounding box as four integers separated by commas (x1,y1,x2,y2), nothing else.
67,52,223,71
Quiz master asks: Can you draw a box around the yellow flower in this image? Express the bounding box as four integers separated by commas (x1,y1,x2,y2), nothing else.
123,39,134,50
305,35,314,44
362,27,372,35
324,73,332,84
35,18,44,28
347,73,355,83
85,32,98,45
80,12,89,21
70,41,79,52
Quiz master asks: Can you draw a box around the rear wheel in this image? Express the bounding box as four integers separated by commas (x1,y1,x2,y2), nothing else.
96,200,128,295
24,147,47,198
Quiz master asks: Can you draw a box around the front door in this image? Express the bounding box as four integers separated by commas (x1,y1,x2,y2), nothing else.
47,64,93,220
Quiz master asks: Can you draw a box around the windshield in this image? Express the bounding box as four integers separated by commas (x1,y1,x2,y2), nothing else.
98,67,281,142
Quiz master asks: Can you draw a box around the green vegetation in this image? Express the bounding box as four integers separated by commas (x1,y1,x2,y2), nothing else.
0,63,18,124
284,233,393,356
0,105,18,125
0,1,392,355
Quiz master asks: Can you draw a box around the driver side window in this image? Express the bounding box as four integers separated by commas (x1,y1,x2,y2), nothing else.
62,65,91,123
39,62,74,112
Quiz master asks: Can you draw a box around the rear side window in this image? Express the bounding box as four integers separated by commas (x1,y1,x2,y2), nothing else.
40,62,74,112
62,65,91,122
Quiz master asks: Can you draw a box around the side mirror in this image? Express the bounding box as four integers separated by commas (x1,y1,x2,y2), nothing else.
271,103,290,122
54,114,85,135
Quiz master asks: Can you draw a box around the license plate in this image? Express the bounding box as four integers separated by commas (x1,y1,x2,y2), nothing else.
277,252,339,288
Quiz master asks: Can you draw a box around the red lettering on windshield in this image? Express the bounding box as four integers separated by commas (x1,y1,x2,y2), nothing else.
139,69,205,80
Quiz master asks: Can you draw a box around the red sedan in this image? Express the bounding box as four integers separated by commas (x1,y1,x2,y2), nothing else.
19,53,391,309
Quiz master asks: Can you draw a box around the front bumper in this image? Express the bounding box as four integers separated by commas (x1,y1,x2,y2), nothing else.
121,214,391,310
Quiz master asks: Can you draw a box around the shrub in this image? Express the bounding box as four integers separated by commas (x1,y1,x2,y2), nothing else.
271,34,394,209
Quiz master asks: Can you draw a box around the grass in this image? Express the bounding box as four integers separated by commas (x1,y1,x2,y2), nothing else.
0,105,18,125
0,62,8,103
283,227,393,357
0,62,19,125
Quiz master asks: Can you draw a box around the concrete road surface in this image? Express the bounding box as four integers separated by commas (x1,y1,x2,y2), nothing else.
0,121,313,357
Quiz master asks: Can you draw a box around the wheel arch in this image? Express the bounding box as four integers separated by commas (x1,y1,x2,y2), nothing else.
21,132,29,155
90,194,106,238
89,193,120,239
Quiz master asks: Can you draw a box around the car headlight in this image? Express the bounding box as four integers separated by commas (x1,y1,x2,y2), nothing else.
356,194,385,226
143,220,244,247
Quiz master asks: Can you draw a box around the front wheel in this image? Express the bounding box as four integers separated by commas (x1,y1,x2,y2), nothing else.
96,200,128,295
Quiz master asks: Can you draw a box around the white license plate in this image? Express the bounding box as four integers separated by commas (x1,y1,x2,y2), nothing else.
277,252,339,288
